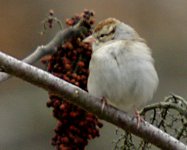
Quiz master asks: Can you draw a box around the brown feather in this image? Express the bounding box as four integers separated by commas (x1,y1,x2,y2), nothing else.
94,18,119,32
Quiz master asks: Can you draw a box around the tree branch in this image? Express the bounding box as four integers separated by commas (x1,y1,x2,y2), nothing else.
0,20,88,83
0,51,186,150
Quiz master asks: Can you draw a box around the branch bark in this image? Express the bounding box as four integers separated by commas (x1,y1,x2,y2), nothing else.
0,21,88,83
0,51,186,150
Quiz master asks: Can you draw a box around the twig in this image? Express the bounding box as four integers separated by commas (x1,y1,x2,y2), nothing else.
0,51,186,150
139,97,187,118
0,20,88,83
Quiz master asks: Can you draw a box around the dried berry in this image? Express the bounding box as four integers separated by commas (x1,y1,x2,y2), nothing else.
43,10,102,150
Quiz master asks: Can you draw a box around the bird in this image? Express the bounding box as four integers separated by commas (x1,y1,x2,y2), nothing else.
84,18,159,113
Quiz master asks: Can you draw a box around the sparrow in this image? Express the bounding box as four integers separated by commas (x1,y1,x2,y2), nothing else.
84,18,159,113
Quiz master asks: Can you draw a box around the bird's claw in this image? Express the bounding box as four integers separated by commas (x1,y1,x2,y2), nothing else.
101,97,108,112
134,110,145,129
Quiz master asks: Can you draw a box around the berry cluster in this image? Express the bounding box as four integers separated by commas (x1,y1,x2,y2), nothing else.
66,9,95,26
44,10,103,150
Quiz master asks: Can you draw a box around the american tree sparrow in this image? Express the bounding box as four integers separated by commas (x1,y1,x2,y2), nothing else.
84,18,159,113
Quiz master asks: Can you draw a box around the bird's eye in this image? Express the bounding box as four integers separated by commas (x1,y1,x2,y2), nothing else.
100,34,105,38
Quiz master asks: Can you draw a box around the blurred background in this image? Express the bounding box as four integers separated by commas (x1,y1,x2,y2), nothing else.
0,0,187,149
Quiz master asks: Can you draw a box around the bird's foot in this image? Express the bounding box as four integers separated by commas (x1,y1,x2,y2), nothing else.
134,109,144,129
101,97,108,112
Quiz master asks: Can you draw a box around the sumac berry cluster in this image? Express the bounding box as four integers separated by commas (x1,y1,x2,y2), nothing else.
44,10,103,150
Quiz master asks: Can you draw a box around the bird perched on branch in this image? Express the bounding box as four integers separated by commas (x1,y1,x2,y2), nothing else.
84,18,158,113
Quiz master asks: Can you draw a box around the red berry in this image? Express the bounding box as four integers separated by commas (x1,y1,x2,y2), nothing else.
77,61,85,67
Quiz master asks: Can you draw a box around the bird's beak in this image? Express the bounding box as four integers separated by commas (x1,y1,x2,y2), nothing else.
83,35,96,44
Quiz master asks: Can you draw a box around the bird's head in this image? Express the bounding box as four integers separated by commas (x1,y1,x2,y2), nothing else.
84,18,140,49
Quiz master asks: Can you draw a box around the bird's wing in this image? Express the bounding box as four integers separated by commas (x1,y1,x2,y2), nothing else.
88,41,127,102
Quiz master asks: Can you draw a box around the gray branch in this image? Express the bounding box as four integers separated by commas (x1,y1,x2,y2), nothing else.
0,51,186,150
0,21,88,83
